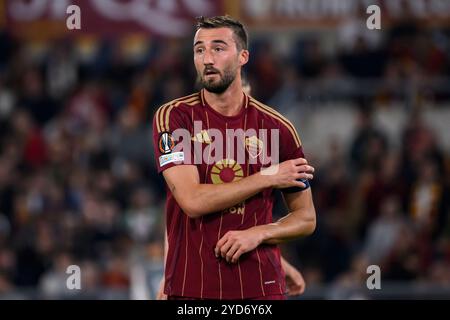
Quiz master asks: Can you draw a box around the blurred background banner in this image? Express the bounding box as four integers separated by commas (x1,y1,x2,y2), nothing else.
0,0,449,300
3,0,221,38
231,0,450,29
5,0,450,40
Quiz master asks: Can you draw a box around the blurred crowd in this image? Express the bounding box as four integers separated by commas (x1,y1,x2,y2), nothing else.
0,14,449,299
286,105,450,298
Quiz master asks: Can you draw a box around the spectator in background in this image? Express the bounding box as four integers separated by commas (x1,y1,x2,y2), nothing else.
124,186,163,244
108,107,152,167
19,68,57,126
349,105,388,174
46,40,78,101
363,196,406,266
361,153,405,233
39,252,74,299
408,158,448,240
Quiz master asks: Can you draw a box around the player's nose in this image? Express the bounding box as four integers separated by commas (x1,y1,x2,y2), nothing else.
203,49,214,65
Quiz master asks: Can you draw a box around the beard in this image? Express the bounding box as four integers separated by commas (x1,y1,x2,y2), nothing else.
198,66,237,94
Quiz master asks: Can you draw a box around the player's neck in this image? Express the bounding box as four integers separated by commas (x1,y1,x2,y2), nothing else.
203,79,244,117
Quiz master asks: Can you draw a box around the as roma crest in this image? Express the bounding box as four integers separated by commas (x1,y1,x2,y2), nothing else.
245,136,264,158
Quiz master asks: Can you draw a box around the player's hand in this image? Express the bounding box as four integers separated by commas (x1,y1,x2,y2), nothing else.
156,277,167,300
282,259,306,296
262,158,314,189
214,227,264,263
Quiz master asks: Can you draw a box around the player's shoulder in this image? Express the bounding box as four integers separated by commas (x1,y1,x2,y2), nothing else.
153,92,201,133
155,92,202,116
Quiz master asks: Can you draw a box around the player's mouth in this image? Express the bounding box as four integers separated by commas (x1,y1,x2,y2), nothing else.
204,68,220,77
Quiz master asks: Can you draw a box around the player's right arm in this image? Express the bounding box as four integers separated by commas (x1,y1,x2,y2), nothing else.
162,159,313,218
153,102,313,219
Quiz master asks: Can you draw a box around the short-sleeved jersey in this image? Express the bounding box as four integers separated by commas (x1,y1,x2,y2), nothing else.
152,89,308,299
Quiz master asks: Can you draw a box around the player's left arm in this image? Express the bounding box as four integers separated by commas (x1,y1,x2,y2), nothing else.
215,119,316,263
156,228,168,300
260,188,316,244
281,255,306,296
215,188,316,263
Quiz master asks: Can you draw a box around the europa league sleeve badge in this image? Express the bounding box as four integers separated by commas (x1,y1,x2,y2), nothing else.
158,132,175,154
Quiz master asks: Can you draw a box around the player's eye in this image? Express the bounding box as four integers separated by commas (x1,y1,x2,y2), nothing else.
195,47,204,54
214,47,224,52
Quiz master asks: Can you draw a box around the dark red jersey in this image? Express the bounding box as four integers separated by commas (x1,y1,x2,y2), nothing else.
152,89,306,299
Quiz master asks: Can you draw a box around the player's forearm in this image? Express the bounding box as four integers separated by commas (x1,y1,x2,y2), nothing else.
280,256,293,276
183,172,272,218
256,209,316,245
280,256,289,270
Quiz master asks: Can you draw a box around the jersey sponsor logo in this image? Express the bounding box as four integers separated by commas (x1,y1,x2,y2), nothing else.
222,202,245,215
245,135,264,158
159,152,184,167
159,132,175,154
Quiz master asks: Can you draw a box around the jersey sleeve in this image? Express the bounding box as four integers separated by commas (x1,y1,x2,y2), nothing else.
152,104,193,174
278,120,310,193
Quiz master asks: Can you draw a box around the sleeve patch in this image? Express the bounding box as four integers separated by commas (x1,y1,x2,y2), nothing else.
159,152,184,167
158,132,175,154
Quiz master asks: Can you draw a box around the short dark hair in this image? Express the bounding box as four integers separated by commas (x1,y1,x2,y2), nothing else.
195,15,248,51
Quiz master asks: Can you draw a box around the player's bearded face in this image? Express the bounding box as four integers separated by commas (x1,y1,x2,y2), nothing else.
199,63,237,94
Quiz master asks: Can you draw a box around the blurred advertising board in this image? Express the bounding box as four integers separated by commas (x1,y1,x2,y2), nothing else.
2,0,450,40
1,0,222,39
227,0,450,29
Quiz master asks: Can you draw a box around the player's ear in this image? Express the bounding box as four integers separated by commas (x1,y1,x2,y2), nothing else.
239,49,249,66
